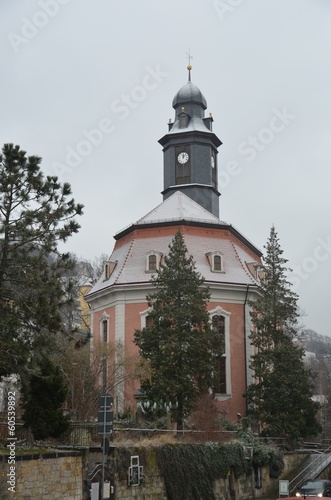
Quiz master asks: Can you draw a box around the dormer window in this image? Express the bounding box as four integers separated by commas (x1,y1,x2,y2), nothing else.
214,255,222,271
104,260,117,281
146,252,162,273
206,252,224,273
148,254,156,272
246,261,264,281
178,112,189,129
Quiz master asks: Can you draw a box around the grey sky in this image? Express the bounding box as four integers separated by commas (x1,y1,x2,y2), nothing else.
1,0,331,336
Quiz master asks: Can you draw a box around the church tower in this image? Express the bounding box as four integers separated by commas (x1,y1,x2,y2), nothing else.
87,66,263,423
159,65,222,217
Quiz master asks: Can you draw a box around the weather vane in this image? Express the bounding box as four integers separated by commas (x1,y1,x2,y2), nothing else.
186,49,193,81
186,49,193,66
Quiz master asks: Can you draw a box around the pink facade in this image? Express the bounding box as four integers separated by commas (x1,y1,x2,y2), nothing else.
87,201,262,422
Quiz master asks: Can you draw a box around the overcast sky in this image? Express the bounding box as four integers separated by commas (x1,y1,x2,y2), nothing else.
1,0,331,336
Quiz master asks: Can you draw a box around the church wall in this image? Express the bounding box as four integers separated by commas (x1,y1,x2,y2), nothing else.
124,301,148,409
90,288,255,421
91,298,250,420
88,220,261,422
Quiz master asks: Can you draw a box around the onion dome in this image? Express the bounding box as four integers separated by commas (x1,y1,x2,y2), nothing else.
172,80,207,110
172,63,207,110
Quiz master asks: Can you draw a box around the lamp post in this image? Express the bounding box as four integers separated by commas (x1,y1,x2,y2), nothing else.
138,398,174,430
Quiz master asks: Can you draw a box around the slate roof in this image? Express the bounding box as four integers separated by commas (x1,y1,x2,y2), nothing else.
134,191,224,227
87,192,262,298
172,81,207,109
167,115,212,135
115,192,260,254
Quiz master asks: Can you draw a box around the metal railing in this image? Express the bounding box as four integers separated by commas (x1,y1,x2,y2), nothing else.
0,421,238,447
0,421,100,447
2,421,331,455
289,446,331,495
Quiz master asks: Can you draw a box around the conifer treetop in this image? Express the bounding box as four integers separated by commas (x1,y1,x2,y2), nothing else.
134,230,221,429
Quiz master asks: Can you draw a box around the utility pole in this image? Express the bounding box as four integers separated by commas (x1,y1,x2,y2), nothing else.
98,394,113,499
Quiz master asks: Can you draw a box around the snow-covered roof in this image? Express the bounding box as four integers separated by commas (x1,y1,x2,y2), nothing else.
166,115,211,135
133,191,225,227
115,192,261,253
86,191,263,298
88,232,260,297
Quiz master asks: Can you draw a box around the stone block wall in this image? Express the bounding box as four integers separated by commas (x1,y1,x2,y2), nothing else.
116,474,167,500
0,451,83,500
282,451,310,475
0,445,311,499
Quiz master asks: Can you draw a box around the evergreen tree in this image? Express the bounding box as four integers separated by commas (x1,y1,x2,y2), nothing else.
134,231,222,429
22,358,69,440
245,226,321,439
0,144,83,377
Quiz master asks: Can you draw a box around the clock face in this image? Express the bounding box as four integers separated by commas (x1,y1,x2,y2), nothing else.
177,152,189,164
211,156,215,168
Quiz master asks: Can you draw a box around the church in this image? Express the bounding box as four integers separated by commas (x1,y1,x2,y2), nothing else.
86,65,263,422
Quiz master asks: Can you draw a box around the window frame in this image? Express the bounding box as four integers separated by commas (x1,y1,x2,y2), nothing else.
99,313,109,390
140,308,153,329
209,306,231,399
206,252,224,273
145,252,163,273
175,145,191,185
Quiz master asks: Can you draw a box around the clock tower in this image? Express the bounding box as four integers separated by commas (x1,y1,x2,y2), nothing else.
87,66,264,424
159,65,222,217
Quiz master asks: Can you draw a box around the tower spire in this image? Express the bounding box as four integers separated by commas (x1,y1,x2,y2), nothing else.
159,64,222,217
186,49,193,82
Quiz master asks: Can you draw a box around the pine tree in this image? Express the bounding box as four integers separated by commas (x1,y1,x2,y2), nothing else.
134,231,222,429
245,226,321,439
0,144,83,377
22,358,69,440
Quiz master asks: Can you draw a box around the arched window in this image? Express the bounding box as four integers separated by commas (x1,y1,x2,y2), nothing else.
102,319,108,343
212,314,226,394
146,252,162,273
148,254,157,272
145,315,154,328
213,255,222,271
206,252,224,272
100,317,109,390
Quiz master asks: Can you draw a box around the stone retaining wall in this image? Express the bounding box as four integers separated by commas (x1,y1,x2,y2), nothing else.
0,446,312,499
0,450,83,500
